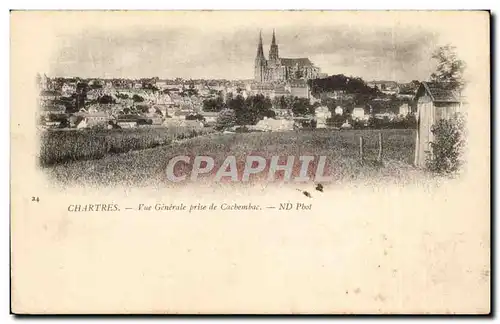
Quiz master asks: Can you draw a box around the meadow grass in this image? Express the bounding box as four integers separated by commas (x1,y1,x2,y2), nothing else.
43,129,424,187
39,126,213,166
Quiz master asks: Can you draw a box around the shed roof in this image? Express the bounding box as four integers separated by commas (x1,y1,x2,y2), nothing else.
420,82,461,102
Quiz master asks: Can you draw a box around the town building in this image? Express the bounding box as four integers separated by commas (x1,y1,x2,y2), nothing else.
200,111,219,125
367,81,400,95
61,82,77,96
254,117,295,132
334,106,344,115
285,80,310,99
38,90,61,108
314,106,331,128
399,103,410,116
352,107,366,120
74,111,111,128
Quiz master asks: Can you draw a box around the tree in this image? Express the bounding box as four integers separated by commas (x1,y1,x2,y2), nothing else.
137,104,150,113
116,93,129,100
322,98,337,110
132,94,145,103
430,45,466,91
58,118,70,129
227,95,247,123
75,81,88,110
326,113,345,128
203,96,224,112
186,114,206,122
262,109,276,119
308,74,379,98
142,83,159,92
424,46,466,173
272,96,287,110
225,92,234,103
137,118,153,126
228,94,274,125
90,82,103,90
215,108,237,131
97,94,115,104
291,97,311,116
55,96,78,113
245,94,272,121
181,88,198,97
155,108,164,116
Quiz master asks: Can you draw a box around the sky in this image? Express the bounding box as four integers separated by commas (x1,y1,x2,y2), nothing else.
45,11,461,83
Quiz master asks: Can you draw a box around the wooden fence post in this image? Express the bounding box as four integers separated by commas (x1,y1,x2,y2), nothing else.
359,136,364,163
377,132,383,162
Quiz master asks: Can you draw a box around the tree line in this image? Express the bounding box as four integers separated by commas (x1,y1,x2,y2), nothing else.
308,74,379,96
204,93,317,117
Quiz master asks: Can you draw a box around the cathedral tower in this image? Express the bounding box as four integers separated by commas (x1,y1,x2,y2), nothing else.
254,31,266,82
269,29,279,61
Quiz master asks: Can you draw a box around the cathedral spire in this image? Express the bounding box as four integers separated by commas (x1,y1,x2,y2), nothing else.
256,30,264,58
254,30,266,82
269,29,279,61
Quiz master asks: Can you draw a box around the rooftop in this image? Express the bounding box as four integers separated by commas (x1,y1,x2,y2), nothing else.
420,82,461,102
280,58,314,67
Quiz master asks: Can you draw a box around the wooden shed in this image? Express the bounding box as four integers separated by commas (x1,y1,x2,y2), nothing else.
414,82,463,167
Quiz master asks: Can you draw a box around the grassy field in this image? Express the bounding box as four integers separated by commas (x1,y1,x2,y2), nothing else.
43,129,428,187
39,126,212,166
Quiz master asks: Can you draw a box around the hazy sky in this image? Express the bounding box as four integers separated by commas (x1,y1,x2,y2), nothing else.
48,12,445,82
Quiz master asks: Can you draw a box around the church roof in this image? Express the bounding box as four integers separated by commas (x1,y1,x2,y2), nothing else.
280,58,314,67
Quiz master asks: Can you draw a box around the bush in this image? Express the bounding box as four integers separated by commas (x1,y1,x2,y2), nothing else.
426,114,465,174
186,113,206,122
364,114,417,130
234,126,250,133
351,119,367,129
401,114,417,129
326,114,345,128
132,94,145,103
215,108,237,131
116,93,129,100
97,95,116,104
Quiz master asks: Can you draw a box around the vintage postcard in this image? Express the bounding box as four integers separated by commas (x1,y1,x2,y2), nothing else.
10,11,490,314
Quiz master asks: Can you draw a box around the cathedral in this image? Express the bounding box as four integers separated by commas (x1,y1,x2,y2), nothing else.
254,30,322,83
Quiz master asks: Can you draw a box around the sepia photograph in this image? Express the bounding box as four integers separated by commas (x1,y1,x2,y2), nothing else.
34,14,470,187
10,10,490,314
